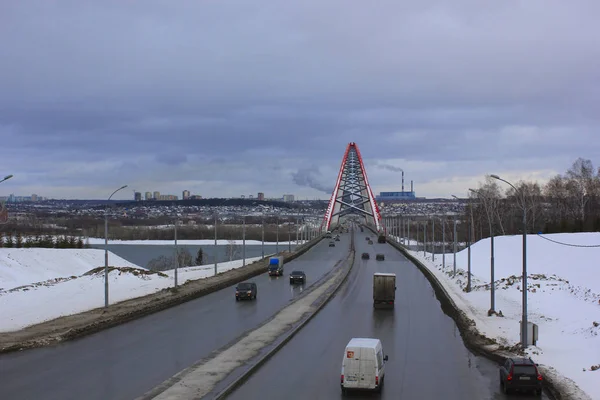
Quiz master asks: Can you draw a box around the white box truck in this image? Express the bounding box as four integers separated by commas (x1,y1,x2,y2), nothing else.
373,273,396,308
340,338,388,393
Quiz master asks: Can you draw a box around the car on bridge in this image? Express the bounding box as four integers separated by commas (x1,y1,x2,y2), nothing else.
499,357,543,396
361,252,370,260
268,257,284,276
376,254,385,261
289,270,306,284
368,240,373,245
341,338,388,394
235,282,257,301
365,236,370,241
329,241,336,247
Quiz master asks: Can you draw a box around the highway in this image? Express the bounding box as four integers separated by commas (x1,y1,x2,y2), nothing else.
228,231,551,400
0,235,351,400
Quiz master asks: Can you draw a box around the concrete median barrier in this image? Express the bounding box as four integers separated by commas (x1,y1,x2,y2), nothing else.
0,236,325,354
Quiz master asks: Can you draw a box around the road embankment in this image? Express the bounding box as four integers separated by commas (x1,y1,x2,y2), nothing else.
385,237,591,400
0,237,324,354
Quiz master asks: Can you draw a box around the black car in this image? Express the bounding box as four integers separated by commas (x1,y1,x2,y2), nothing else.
329,241,336,247
368,240,373,245
365,236,370,241
499,357,543,396
335,236,340,241
361,252,370,260
235,282,257,301
376,253,385,261
290,270,306,284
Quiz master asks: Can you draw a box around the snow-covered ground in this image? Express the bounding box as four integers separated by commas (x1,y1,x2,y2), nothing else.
86,238,306,245
0,248,263,332
402,232,600,399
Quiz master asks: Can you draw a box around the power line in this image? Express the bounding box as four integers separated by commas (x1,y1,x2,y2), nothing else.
536,233,600,248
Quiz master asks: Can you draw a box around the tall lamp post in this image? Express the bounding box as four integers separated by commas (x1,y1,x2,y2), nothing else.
491,174,528,348
242,215,246,267
451,194,472,290
104,184,128,308
470,188,495,314
276,214,280,254
451,195,460,277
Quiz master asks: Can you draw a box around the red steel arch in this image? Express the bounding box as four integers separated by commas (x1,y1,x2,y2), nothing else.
322,142,383,232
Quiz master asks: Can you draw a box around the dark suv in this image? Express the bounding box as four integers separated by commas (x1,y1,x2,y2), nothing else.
235,282,257,301
289,270,306,284
499,357,543,396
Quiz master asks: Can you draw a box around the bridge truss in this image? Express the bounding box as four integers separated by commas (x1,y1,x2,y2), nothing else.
322,142,383,232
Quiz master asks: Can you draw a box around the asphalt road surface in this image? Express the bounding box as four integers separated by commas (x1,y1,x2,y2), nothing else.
0,235,351,400
228,232,551,400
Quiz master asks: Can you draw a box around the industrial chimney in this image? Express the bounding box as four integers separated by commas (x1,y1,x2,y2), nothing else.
402,171,404,192
411,180,413,193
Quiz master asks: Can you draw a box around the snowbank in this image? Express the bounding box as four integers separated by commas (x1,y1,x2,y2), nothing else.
0,247,263,332
0,248,139,290
406,232,600,399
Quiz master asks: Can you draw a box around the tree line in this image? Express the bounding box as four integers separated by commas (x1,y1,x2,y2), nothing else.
0,232,88,249
464,157,600,242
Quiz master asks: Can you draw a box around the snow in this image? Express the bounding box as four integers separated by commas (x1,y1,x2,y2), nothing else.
404,232,600,399
0,247,264,332
85,238,304,245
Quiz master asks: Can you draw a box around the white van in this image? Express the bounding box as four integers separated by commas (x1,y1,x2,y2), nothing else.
340,338,388,393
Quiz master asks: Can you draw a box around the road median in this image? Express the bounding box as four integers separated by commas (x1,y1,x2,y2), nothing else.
138,232,356,400
0,237,323,354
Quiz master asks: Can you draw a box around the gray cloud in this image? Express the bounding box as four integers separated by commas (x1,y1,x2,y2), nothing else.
1,1,600,199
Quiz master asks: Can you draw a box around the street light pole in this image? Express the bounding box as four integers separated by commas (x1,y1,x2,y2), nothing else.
442,217,445,268
432,217,435,262
470,188,495,313
276,214,279,254
104,184,127,308
242,215,246,267
451,195,459,277
288,221,291,252
423,221,426,257
261,215,265,258
174,219,178,288
491,174,528,348
214,212,218,276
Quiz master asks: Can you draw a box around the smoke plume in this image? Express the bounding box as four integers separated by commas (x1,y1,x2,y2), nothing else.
373,162,403,172
291,166,333,194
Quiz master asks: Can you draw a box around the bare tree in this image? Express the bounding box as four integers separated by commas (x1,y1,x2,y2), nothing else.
226,239,240,261
566,157,594,221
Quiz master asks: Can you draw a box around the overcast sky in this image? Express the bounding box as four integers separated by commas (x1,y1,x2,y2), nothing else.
1,0,599,200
